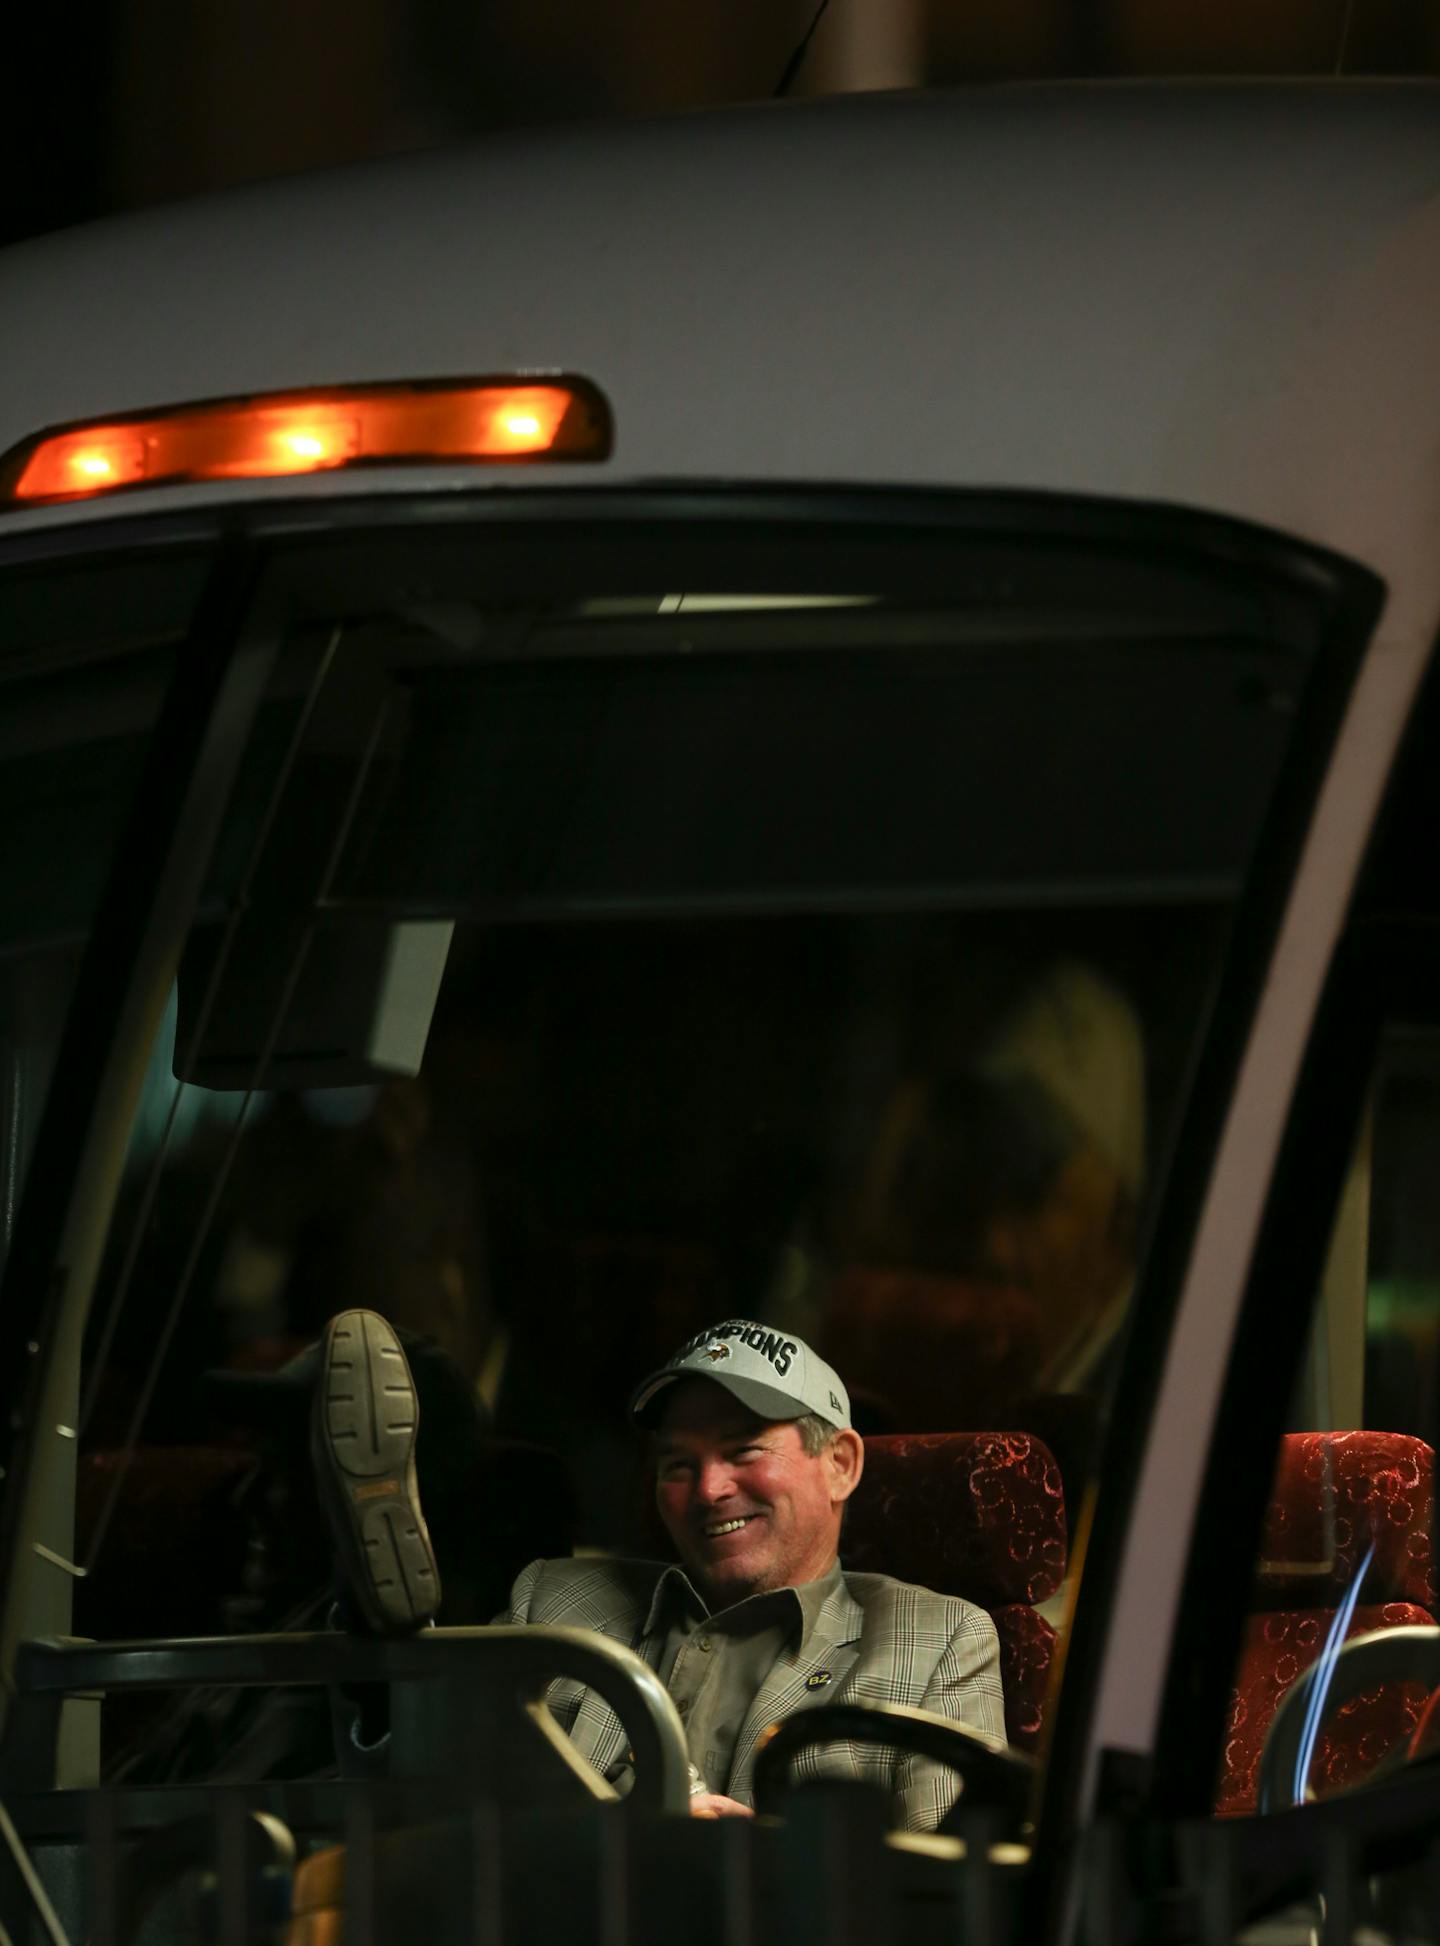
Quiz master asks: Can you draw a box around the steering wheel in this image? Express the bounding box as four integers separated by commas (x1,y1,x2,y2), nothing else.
751,1700,1034,1833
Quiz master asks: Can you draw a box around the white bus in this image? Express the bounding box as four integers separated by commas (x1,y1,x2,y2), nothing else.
0,78,1437,1945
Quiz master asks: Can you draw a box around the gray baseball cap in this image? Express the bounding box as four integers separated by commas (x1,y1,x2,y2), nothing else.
630,1319,851,1430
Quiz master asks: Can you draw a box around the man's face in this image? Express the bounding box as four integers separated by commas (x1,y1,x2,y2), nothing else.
652,1379,861,1606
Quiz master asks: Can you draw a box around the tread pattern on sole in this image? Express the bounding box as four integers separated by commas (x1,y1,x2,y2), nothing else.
314,1309,441,1632
361,1504,437,1616
324,1314,420,1479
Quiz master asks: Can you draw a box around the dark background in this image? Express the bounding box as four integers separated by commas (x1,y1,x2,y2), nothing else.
8,0,1440,251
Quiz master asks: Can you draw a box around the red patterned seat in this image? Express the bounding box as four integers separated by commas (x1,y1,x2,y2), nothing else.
1216,1430,1437,1815
1407,1682,1440,1762
844,1431,1067,1751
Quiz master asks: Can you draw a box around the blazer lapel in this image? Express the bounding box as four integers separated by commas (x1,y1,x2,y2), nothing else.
727,1577,865,1803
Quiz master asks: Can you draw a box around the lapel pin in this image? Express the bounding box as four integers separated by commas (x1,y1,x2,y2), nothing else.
805,1671,833,1690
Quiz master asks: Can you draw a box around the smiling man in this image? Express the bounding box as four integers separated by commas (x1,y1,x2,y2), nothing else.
492,1319,1006,1826
650,1375,858,1609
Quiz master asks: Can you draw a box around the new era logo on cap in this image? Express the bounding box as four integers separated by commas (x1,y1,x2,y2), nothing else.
630,1318,851,1431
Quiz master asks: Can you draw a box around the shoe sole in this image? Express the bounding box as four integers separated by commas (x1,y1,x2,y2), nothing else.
314,1310,441,1633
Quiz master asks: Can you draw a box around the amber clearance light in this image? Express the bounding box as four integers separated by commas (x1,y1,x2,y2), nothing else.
0,377,612,507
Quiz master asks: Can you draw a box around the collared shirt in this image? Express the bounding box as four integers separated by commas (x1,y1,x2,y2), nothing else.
631,1559,844,1797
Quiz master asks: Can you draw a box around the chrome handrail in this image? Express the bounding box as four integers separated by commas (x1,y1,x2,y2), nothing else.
13,1623,691,1814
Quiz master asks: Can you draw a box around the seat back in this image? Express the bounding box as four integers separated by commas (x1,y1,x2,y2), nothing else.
844,1431,1067,1751
1217,1429,1438,1815
822,1268,1044,1433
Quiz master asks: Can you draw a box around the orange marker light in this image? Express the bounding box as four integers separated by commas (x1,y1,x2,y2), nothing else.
42,433,149,495
259,417,360,476
0,377,611,507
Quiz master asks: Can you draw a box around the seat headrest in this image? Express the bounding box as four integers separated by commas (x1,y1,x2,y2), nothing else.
1255,1430,1436,1610
845,1431,1066,1608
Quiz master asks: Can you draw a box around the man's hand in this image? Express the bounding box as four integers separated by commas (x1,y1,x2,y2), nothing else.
688,1792,755,1819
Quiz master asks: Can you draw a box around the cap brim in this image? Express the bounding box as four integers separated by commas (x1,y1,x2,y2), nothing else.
632,1368,819,1428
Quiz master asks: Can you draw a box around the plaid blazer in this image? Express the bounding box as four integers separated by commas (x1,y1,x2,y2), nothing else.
498,1556,1004,1832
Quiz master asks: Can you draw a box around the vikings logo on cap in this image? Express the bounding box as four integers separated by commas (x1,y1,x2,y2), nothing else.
701,1342,731,1362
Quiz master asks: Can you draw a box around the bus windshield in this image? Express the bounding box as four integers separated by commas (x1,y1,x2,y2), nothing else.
0,491,1368,1822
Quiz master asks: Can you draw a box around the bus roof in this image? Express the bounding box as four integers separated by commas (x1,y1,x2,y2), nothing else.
2,82,1438,633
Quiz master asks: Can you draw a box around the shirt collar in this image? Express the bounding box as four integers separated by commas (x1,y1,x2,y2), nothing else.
642,1557,845,1647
